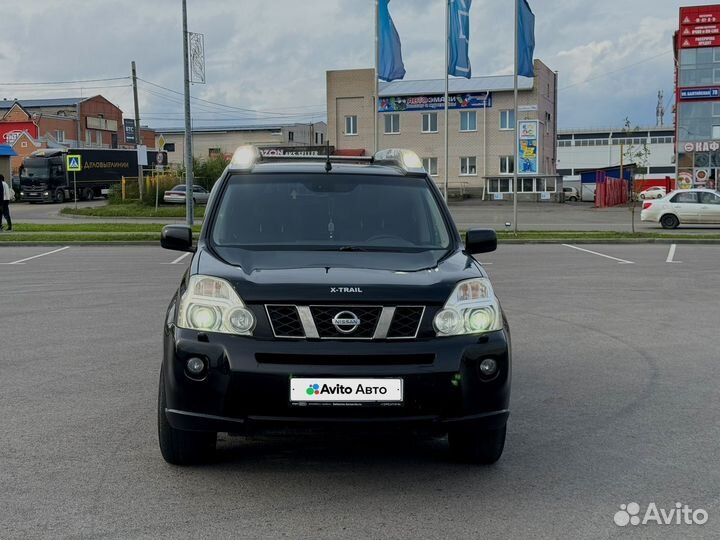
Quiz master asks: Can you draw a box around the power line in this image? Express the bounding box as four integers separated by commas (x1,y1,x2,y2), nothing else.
0,76,130,86
138,77,325,118
0,84,132,93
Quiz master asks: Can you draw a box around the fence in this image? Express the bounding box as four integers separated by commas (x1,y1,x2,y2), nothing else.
594,171,628,208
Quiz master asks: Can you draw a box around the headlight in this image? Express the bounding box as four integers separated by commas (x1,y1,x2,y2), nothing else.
177,275,255,335
434,278,502,336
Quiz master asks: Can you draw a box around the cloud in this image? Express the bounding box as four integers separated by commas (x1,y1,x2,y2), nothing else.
0,0,690,129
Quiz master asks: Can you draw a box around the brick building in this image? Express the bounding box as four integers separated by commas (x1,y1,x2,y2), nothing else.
326,60,558,198
0,96,155,173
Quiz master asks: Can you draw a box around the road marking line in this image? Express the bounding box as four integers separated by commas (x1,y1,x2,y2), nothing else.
167,252,192,265
3,246,71,265
666,244,682,264
561,244,634,264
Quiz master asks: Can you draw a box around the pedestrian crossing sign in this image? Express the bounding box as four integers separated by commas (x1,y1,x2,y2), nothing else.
67,155,82,172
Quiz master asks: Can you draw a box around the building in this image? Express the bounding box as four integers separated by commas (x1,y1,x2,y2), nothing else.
156,122,327,166
674,3,720,190
0,96,155,173
557,126,676,199
326,60,558,198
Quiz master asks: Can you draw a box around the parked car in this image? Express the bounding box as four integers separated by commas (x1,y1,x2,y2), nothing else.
158,146,510,465
641,188,720,228
562,186,579,202
163,184,210,205
639,186,666,200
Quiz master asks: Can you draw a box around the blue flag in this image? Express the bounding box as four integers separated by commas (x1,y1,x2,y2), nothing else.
378,0,406,82
517,0,535,77
448,0,472,78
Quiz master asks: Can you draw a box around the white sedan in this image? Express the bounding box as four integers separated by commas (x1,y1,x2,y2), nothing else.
641,189,720,229
163,185,210,205
638,186,666,199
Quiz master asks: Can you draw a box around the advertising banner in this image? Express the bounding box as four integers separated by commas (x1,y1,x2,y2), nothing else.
0,122,38,146
378,93,492,112
517,119,539,175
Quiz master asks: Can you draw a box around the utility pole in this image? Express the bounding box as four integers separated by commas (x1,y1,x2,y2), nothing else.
131,61,144,199
182,0,194,226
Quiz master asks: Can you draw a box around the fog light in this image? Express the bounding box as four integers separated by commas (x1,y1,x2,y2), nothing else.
479,358,498,378
186,357,206,376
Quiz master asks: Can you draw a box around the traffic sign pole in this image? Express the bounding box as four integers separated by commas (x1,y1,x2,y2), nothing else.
74,172,77,209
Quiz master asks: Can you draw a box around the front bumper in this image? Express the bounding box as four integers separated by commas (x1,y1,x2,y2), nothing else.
162,327,511,434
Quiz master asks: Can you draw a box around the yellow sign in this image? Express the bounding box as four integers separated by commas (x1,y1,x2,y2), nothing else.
158,135,166,151
67,154,82,172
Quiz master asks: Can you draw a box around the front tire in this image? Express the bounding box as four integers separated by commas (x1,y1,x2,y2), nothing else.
158,366,217,465
660,214,679,229
54,189,65,203
448,423,506,464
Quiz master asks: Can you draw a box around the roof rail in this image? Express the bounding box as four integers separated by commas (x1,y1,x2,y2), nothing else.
228,145,427,175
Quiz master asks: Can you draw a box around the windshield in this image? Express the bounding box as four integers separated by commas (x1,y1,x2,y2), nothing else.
20,166,50,181
211,173,452,251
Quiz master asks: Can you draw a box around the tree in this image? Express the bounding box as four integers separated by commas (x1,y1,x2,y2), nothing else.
621,118,651,233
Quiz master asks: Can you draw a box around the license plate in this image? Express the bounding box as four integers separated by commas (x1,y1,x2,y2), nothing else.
290,378,403,402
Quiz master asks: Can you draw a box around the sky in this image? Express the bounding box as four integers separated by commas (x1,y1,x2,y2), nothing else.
0,0,702,131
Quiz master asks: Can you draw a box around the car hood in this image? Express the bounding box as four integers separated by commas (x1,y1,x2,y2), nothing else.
193,246,486,304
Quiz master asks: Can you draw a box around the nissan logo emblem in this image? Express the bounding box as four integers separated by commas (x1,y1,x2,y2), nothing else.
331,311,361,333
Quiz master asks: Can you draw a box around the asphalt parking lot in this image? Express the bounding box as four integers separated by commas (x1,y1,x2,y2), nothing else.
2,244,719,539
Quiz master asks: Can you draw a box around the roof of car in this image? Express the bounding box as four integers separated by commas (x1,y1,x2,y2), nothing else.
245,161,413,177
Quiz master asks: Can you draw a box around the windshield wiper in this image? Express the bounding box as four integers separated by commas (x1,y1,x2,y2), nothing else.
336,246,368,252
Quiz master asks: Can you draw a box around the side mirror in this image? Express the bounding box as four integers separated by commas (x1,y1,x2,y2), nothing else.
465,228,497,254
161,225,194,252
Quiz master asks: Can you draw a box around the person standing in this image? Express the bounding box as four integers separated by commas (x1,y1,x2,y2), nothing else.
0,174,13,232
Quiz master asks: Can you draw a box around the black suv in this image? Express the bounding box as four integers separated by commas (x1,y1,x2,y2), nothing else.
159,147,511,465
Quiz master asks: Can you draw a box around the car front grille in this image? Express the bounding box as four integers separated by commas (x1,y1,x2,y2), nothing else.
387,306,425,338
265,305,304,337
265,304,425,340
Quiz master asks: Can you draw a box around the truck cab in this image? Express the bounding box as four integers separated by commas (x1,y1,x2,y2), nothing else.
20,150,68,203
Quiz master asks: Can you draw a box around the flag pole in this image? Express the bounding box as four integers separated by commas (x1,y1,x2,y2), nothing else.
374,0,379,154
443,0,450,202
512,0,519,234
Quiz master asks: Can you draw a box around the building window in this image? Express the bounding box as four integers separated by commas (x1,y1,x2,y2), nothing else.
536,177,557,192
545,112,551,134
288,131,294,142
500,155,515,174
489,178,512,193
384,113,400,134
345,115,358,135
208,147,222,157
21,141,28,148
459,111,477,132
422,157,438,176
320,133,324,144
460,156,477,176
57,111,66,117
85,131,92,145
315,132,319,144
96,131,102,145
713,126,720,140
500,110,515,130
713,103,720,117
519,178,535,192
55,130,65,143
422,113,438,133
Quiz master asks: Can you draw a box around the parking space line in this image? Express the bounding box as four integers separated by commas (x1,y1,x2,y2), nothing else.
561,244,634,264
2,246,71,265
166,252,192,265
666,244,682,264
